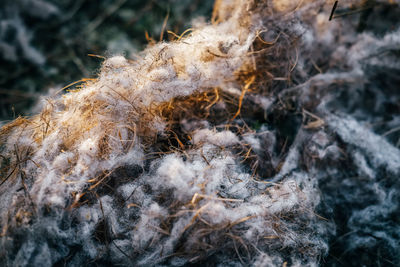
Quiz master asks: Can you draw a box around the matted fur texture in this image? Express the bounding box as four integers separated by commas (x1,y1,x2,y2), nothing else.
1,0,399,266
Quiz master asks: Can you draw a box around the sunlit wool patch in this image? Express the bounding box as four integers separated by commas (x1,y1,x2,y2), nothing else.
1,0,400,266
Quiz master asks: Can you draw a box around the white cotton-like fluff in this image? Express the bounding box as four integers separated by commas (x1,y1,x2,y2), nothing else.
243,134,261,151
1,0,400,266
78,138,98,159
103,55,129,69
192,129,239,146
155,154,206,200
0,6,254,215
51,151,74,172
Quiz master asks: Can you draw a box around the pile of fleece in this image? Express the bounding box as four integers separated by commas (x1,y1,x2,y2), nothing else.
1,0,400,266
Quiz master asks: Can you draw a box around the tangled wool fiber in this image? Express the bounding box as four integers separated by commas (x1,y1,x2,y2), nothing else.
1,0,400,266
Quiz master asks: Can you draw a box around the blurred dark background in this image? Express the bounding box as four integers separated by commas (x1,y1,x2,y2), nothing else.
0,0,214,121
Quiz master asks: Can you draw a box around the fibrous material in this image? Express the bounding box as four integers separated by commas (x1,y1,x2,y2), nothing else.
1,0,400,266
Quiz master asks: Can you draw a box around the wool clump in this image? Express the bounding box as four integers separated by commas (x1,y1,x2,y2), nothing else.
1,0,400,266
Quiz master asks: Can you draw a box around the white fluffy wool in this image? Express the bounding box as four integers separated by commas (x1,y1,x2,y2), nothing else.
0,0,254,210
1,0,400,266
